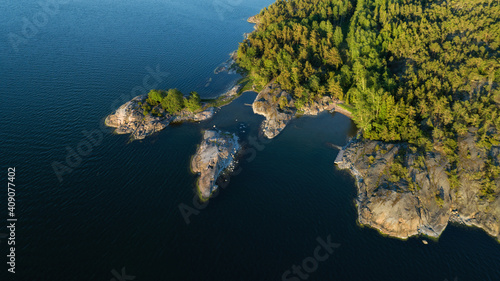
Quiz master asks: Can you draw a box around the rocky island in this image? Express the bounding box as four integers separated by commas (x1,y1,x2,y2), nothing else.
191,130,240,201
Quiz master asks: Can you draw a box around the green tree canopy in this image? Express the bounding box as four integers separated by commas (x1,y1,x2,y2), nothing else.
147,89,165,105
185,91,202,112
161,89,185,114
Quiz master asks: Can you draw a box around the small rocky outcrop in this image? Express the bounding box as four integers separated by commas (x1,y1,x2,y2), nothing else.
247,15,260,25
335,133,500,241
252,83,337,139
191,130,240,201
105,95,214,140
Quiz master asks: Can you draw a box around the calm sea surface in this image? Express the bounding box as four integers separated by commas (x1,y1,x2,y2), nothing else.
1,0,499,280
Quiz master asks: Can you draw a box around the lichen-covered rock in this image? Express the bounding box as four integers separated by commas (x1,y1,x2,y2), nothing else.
336,133,500,241
191,130,240,201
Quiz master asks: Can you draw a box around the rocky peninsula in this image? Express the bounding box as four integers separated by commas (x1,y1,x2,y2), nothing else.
335,133,500,242
105,94,214,140
105,85,242,140
252,82,344,139
191,130,240,201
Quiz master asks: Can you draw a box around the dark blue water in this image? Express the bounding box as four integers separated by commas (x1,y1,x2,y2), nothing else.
1,0,499,280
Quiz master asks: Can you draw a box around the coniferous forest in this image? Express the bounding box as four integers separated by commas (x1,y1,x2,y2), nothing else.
237,0,500,194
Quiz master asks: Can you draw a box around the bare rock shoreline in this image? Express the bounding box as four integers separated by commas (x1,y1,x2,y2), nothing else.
335,134,500,242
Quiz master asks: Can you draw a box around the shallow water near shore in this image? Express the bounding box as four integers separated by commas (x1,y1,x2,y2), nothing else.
1,0,500,280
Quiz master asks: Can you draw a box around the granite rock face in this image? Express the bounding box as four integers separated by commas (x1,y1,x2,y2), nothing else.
191,130,240,201
335,134,500,241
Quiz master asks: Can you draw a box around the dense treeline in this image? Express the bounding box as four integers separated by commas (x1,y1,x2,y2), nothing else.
346,0,500,196
347,0,500,147
141,89,201,115
238,0,500,197
237,0,354,109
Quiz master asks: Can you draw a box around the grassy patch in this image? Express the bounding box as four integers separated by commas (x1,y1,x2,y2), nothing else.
237,75,258,94
202,93,240,108
338,103,354,113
